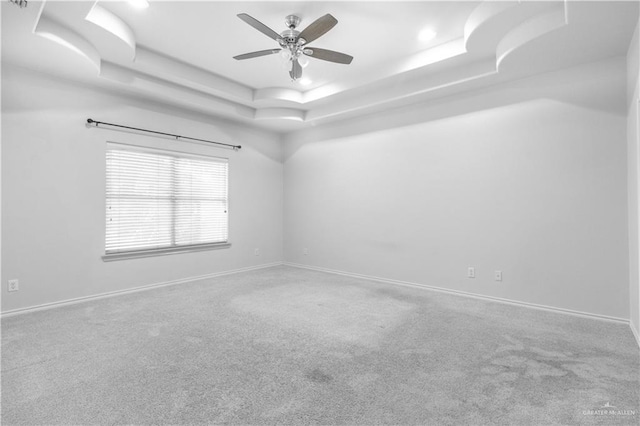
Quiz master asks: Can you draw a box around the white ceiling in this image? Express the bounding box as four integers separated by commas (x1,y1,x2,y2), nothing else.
2,1,638,133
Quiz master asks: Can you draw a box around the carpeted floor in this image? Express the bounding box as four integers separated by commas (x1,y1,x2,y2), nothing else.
1,266,638,425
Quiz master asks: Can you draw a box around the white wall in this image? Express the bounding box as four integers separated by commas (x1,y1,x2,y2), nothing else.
284,58,629,320
627,17,640,340
2,56,634,323
1,65,283,313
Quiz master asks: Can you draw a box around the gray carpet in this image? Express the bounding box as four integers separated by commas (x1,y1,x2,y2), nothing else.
1,266,638,425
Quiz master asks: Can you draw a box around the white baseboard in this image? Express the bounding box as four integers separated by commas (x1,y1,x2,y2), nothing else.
6,261,637,349
284,262,630,325
1,262,284,318
631,321,640,349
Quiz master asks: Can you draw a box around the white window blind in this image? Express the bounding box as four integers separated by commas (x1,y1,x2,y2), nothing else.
106,144,228,255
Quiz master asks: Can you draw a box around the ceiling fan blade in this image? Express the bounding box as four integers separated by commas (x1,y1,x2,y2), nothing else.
298,14,338,44
233,49,281,60
289,59,303,80
237,13,282,41
305,47,353,64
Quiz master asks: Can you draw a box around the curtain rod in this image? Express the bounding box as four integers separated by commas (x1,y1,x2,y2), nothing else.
86,119,241,150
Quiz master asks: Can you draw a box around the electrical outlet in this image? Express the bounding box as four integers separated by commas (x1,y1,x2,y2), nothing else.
8,279,19,292
494,270,503,281
303,248,309,255
254,248,260,256
467,267,475,278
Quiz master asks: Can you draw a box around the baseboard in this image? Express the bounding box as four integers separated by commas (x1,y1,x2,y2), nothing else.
6,261,635,340
631,321,640,349
1,262,284,318
284,262,630,325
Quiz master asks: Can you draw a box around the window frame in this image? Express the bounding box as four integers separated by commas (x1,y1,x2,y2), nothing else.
102,142,231,262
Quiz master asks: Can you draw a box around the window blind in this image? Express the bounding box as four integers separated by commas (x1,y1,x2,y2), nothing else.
106,144,228,254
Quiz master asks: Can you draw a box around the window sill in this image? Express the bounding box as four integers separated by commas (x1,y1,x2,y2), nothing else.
102,242,231,262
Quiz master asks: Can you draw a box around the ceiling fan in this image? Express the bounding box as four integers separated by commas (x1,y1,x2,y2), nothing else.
233,13,354,81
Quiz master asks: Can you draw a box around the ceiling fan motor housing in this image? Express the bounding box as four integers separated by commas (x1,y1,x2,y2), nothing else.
280,28,301,44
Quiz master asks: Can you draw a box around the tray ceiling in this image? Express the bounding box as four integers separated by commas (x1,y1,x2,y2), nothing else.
2,1,638,133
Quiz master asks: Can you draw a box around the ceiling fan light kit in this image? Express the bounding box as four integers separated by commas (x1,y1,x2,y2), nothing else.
234,13,353,82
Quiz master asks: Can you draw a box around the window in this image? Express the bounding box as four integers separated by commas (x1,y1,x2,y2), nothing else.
105,143,229,259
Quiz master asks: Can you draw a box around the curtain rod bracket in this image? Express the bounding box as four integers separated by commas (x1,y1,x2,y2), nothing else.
86,118,241,150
